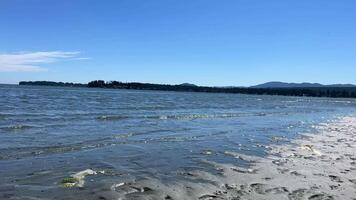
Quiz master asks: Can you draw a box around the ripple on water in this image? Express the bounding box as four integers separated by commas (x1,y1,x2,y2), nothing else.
0,124,38,132
96,112,270,122
0,137,114,160
96,115,129,121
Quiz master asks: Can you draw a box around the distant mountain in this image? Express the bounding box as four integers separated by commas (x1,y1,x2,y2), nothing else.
251,82,322,88
179,83,197,87
251,81,356,88
328,84,356,87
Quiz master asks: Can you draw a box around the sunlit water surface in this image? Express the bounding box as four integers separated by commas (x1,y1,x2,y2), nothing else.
0,84,355,199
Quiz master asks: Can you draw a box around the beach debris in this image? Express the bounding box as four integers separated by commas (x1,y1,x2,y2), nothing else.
328,175,343,183
271,159,288,166
202,150,214,155
223,151,258,162
224,183,238,190
231,167,256,174
300,144,322,156
111,182,125,189
308,193,334,200
61,169,97,188
250,183,268,194
270,135,288,142
198,194,218,199
111,182,153,195
61,177,79,188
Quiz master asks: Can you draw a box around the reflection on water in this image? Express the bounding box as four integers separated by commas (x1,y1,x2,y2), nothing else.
0,84,355,199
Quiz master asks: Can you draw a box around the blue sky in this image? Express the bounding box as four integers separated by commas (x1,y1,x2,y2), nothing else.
1,0,356,86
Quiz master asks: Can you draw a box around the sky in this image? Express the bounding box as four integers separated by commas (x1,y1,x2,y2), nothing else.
1,0,356,86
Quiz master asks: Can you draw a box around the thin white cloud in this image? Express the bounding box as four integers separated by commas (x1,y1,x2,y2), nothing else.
0,51,85,72
70,57,91,61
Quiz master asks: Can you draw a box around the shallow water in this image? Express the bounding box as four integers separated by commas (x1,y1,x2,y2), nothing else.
0,84,355,199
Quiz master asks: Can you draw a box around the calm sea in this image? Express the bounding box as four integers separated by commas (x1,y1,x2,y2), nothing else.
0,84,355,199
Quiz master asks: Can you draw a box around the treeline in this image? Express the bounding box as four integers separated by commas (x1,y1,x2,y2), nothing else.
19,81,86,87
87,80,201,91
19,80,356,98
87,80,356,98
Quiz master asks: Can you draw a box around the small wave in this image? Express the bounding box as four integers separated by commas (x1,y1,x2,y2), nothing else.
146,113,244,120
0,124,37,131
157,113,269,120
96,115,129,120
144,135,202,143
0,137,113,160
331,100,354,104
115,132,135,139
115,128,191,139
96,112,270,122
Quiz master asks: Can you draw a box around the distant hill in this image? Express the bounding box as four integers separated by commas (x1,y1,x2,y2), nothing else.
179,83,197,87
251,81,356,88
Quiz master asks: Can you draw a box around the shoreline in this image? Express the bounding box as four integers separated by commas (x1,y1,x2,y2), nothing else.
17,81,356,98
105,116,356,199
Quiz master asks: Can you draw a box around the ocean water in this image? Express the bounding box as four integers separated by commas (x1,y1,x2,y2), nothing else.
0,84,355,199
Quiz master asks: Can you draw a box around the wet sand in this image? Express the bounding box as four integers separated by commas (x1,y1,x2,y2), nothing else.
7,116,355,200
104,116,356,199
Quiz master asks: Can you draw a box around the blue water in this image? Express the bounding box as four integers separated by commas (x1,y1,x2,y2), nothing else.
0,84,355,199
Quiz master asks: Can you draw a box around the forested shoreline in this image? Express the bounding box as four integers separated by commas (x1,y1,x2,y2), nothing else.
19,80,356,98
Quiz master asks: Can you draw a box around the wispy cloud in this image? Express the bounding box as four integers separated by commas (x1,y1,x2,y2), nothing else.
0,51,85,72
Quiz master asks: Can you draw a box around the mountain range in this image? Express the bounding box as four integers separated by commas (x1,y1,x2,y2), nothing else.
251,81,356,88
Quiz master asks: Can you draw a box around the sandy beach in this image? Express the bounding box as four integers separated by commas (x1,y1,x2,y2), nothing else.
104,116,356,199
